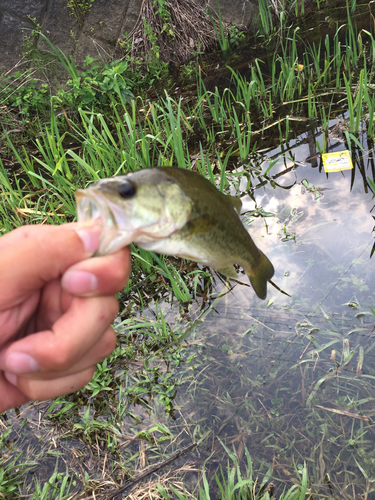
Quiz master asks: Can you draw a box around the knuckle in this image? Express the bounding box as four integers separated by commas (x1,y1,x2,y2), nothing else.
107,265,129,290
99,296,119,321
94,333,117,364
102,329,117,357
49,347,75,372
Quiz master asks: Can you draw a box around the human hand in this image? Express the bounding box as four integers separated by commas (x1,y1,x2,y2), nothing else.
0,223,130,414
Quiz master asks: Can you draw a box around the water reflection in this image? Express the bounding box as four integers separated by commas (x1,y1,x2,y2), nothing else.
2,125,375,498
120,127,375,497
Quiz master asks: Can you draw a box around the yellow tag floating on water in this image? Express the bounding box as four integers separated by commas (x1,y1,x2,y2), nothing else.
322,151,353,172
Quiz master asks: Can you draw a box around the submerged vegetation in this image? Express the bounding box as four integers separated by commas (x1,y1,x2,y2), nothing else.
1,0,375,498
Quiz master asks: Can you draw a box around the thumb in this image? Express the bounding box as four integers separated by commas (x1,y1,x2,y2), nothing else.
0,224,102,309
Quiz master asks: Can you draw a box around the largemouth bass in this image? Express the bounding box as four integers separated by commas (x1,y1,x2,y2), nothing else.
75,167,274,299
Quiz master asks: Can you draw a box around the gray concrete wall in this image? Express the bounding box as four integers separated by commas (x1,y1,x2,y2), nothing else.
0,0,257,74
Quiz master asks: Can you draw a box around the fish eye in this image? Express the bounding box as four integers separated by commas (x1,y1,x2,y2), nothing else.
117,180,136,199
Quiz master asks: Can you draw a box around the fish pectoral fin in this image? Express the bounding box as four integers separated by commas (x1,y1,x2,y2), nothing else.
216,265,238,279
184,214,217,236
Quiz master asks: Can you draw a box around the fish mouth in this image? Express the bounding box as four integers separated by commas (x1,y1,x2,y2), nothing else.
76,191,107,225
75,185,185,255
75,189,133,255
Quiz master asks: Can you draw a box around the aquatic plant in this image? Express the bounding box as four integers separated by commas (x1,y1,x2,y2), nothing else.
1,1,375,498
158,443,310,500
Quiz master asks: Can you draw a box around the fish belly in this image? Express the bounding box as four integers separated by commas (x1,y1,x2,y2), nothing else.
137,237,213,265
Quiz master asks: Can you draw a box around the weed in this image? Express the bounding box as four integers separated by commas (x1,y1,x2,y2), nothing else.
209,1,230,54
1,2,375,498
158,443,310,499
0,453,37,499
153,0,175,39
67,0,95,26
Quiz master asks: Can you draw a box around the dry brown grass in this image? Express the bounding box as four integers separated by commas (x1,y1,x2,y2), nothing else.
119,0,228,64
85,462,199,500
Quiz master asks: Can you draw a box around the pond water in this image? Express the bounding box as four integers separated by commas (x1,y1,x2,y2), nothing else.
2,4,375,496
2,123,374,499
112,122,375,498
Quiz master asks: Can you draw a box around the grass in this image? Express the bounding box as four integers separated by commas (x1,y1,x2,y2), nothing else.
1,0,375,498
158,442,310,500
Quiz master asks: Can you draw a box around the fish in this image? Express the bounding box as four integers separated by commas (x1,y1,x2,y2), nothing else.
75,167,274,299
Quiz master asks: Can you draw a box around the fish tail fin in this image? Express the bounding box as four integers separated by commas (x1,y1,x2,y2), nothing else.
245,251,274,300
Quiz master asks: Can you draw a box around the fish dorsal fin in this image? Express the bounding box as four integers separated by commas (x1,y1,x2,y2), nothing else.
184,214,217,236
227,195,242,214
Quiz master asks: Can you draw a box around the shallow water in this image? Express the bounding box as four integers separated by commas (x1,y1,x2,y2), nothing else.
3,123,374,498
2,20,375,497
1,129,374,498
113,123,375,498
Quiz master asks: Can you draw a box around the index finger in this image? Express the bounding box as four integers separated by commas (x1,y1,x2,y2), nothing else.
0,224,101,309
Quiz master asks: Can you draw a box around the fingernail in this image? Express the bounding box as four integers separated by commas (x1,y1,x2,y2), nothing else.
6,353,40,374
62,270,98,294
76,226,102,254
4,372,17,386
